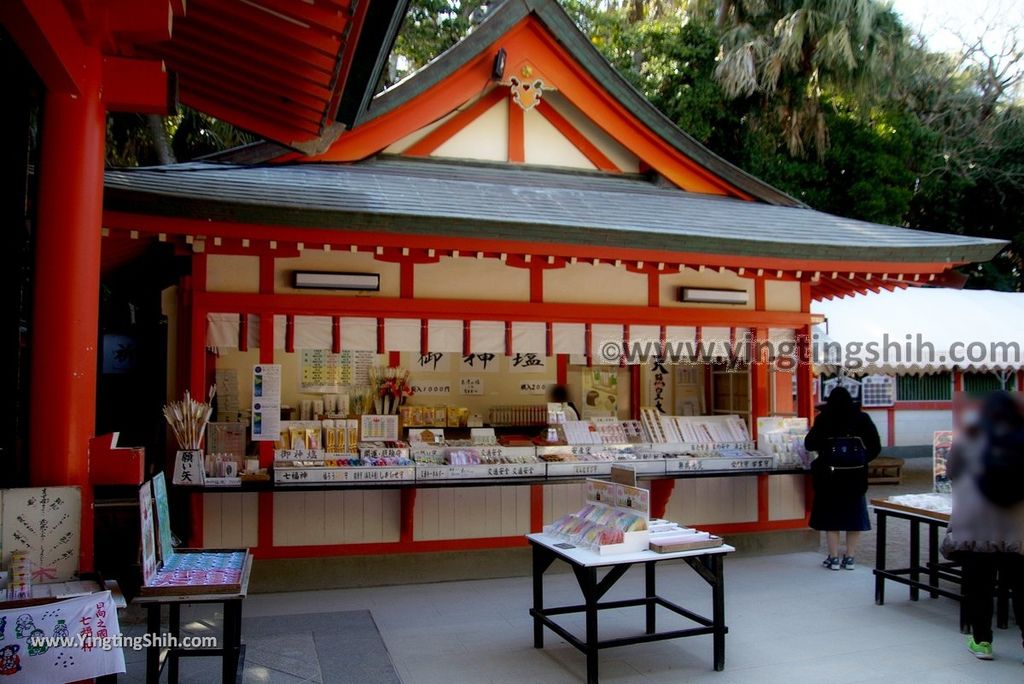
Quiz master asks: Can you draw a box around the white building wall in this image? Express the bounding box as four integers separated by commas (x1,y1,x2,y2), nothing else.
894,409,952,447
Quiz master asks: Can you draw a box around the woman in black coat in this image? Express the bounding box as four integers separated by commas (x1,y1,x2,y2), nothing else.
805,387,882,570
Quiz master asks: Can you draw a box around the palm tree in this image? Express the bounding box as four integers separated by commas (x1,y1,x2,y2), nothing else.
713,0,905,157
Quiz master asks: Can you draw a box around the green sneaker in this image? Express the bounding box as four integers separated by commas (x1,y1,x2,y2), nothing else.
967,637,993,660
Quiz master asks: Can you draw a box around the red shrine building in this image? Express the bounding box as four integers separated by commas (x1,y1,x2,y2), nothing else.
3,0,1004,572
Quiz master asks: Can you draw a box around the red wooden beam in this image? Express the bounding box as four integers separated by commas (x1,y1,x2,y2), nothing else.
405,88,507,156
161,47,329,114
508,96,525,163
192,0,342,57
886,407,896,447
103,57,173,114
172,20,335,78
153,37,332,99
536,100,618,172
756,473,770,522
647,271,660,307
180,86,319,142
0,0,91,94
180,71,324,131
285,314,295,353
253,0,350,34
105,0,173,44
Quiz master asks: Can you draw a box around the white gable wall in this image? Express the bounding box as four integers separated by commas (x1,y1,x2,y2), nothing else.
432,99,508,162
544,91,640,173
523,107,595,169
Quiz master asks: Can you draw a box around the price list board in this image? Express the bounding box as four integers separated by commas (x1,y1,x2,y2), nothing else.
300,350,375,392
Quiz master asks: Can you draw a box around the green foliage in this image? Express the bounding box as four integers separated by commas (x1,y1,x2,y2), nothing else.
106,107,254,167
389,0,487,82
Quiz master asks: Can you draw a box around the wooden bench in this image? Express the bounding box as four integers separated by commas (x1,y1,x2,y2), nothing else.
869,456,905,485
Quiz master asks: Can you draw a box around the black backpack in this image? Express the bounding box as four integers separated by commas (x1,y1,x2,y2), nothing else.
812,436,869,497
977,439,1024,507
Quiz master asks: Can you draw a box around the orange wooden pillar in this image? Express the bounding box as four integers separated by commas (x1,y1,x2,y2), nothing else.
28,50,105,572
796,282,814,420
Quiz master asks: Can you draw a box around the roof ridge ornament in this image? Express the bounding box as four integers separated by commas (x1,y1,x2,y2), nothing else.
506,63,547,110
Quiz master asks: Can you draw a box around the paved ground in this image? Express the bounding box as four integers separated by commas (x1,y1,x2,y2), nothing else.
123,459,1024,682
834,456,939,569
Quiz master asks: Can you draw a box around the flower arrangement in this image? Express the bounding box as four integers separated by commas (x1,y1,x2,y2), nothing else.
367,366,414,414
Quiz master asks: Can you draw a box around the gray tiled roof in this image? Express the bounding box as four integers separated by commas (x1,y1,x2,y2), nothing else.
104,157,1005,264
207,0,802,206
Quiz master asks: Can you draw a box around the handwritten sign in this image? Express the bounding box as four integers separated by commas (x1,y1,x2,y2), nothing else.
519,381,550,395
414,464,544,480
415,353,450,372
546,462,611,477
275,467,415,483
172,450,205,486
0,591,125,681
460,377,484,395
461,353,498,373
664,456,775,474
508,353,547,372
1,487,81,584
410,383,452,396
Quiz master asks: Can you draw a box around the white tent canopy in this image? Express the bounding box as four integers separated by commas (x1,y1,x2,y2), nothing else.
813,288,1024,374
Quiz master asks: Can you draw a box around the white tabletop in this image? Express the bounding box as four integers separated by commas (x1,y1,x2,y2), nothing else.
527,533,734,568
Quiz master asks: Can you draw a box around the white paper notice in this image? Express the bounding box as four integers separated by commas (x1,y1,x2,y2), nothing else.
409,382,452,396
460,377,484,395
252,364,281,441
518,381,551,395
1,487,81,583
252,364,281,400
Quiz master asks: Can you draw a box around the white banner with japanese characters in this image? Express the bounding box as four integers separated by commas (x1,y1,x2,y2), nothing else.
0,590,125,681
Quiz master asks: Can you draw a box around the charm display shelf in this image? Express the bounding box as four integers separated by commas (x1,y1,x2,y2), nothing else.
138,549,252,597
139,474,253,596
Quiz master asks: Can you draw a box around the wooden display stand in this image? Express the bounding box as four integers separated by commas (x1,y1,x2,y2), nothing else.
135,474,251,683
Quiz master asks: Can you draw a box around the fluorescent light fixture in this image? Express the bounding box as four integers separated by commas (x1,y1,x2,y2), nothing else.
293,271,380,291
679,287,748,305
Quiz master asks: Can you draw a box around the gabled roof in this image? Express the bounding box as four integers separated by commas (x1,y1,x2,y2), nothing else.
103,157,1005,266
212,0,799,206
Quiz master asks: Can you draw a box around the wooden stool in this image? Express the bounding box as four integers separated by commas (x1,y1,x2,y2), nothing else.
868,457,905,485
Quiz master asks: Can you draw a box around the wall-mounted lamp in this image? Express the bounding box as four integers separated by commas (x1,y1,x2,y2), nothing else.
678,287,748,305
293,271,380,291
492,47,507,80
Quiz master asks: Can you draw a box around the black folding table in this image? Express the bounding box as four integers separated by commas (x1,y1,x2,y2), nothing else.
528,533,733,684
